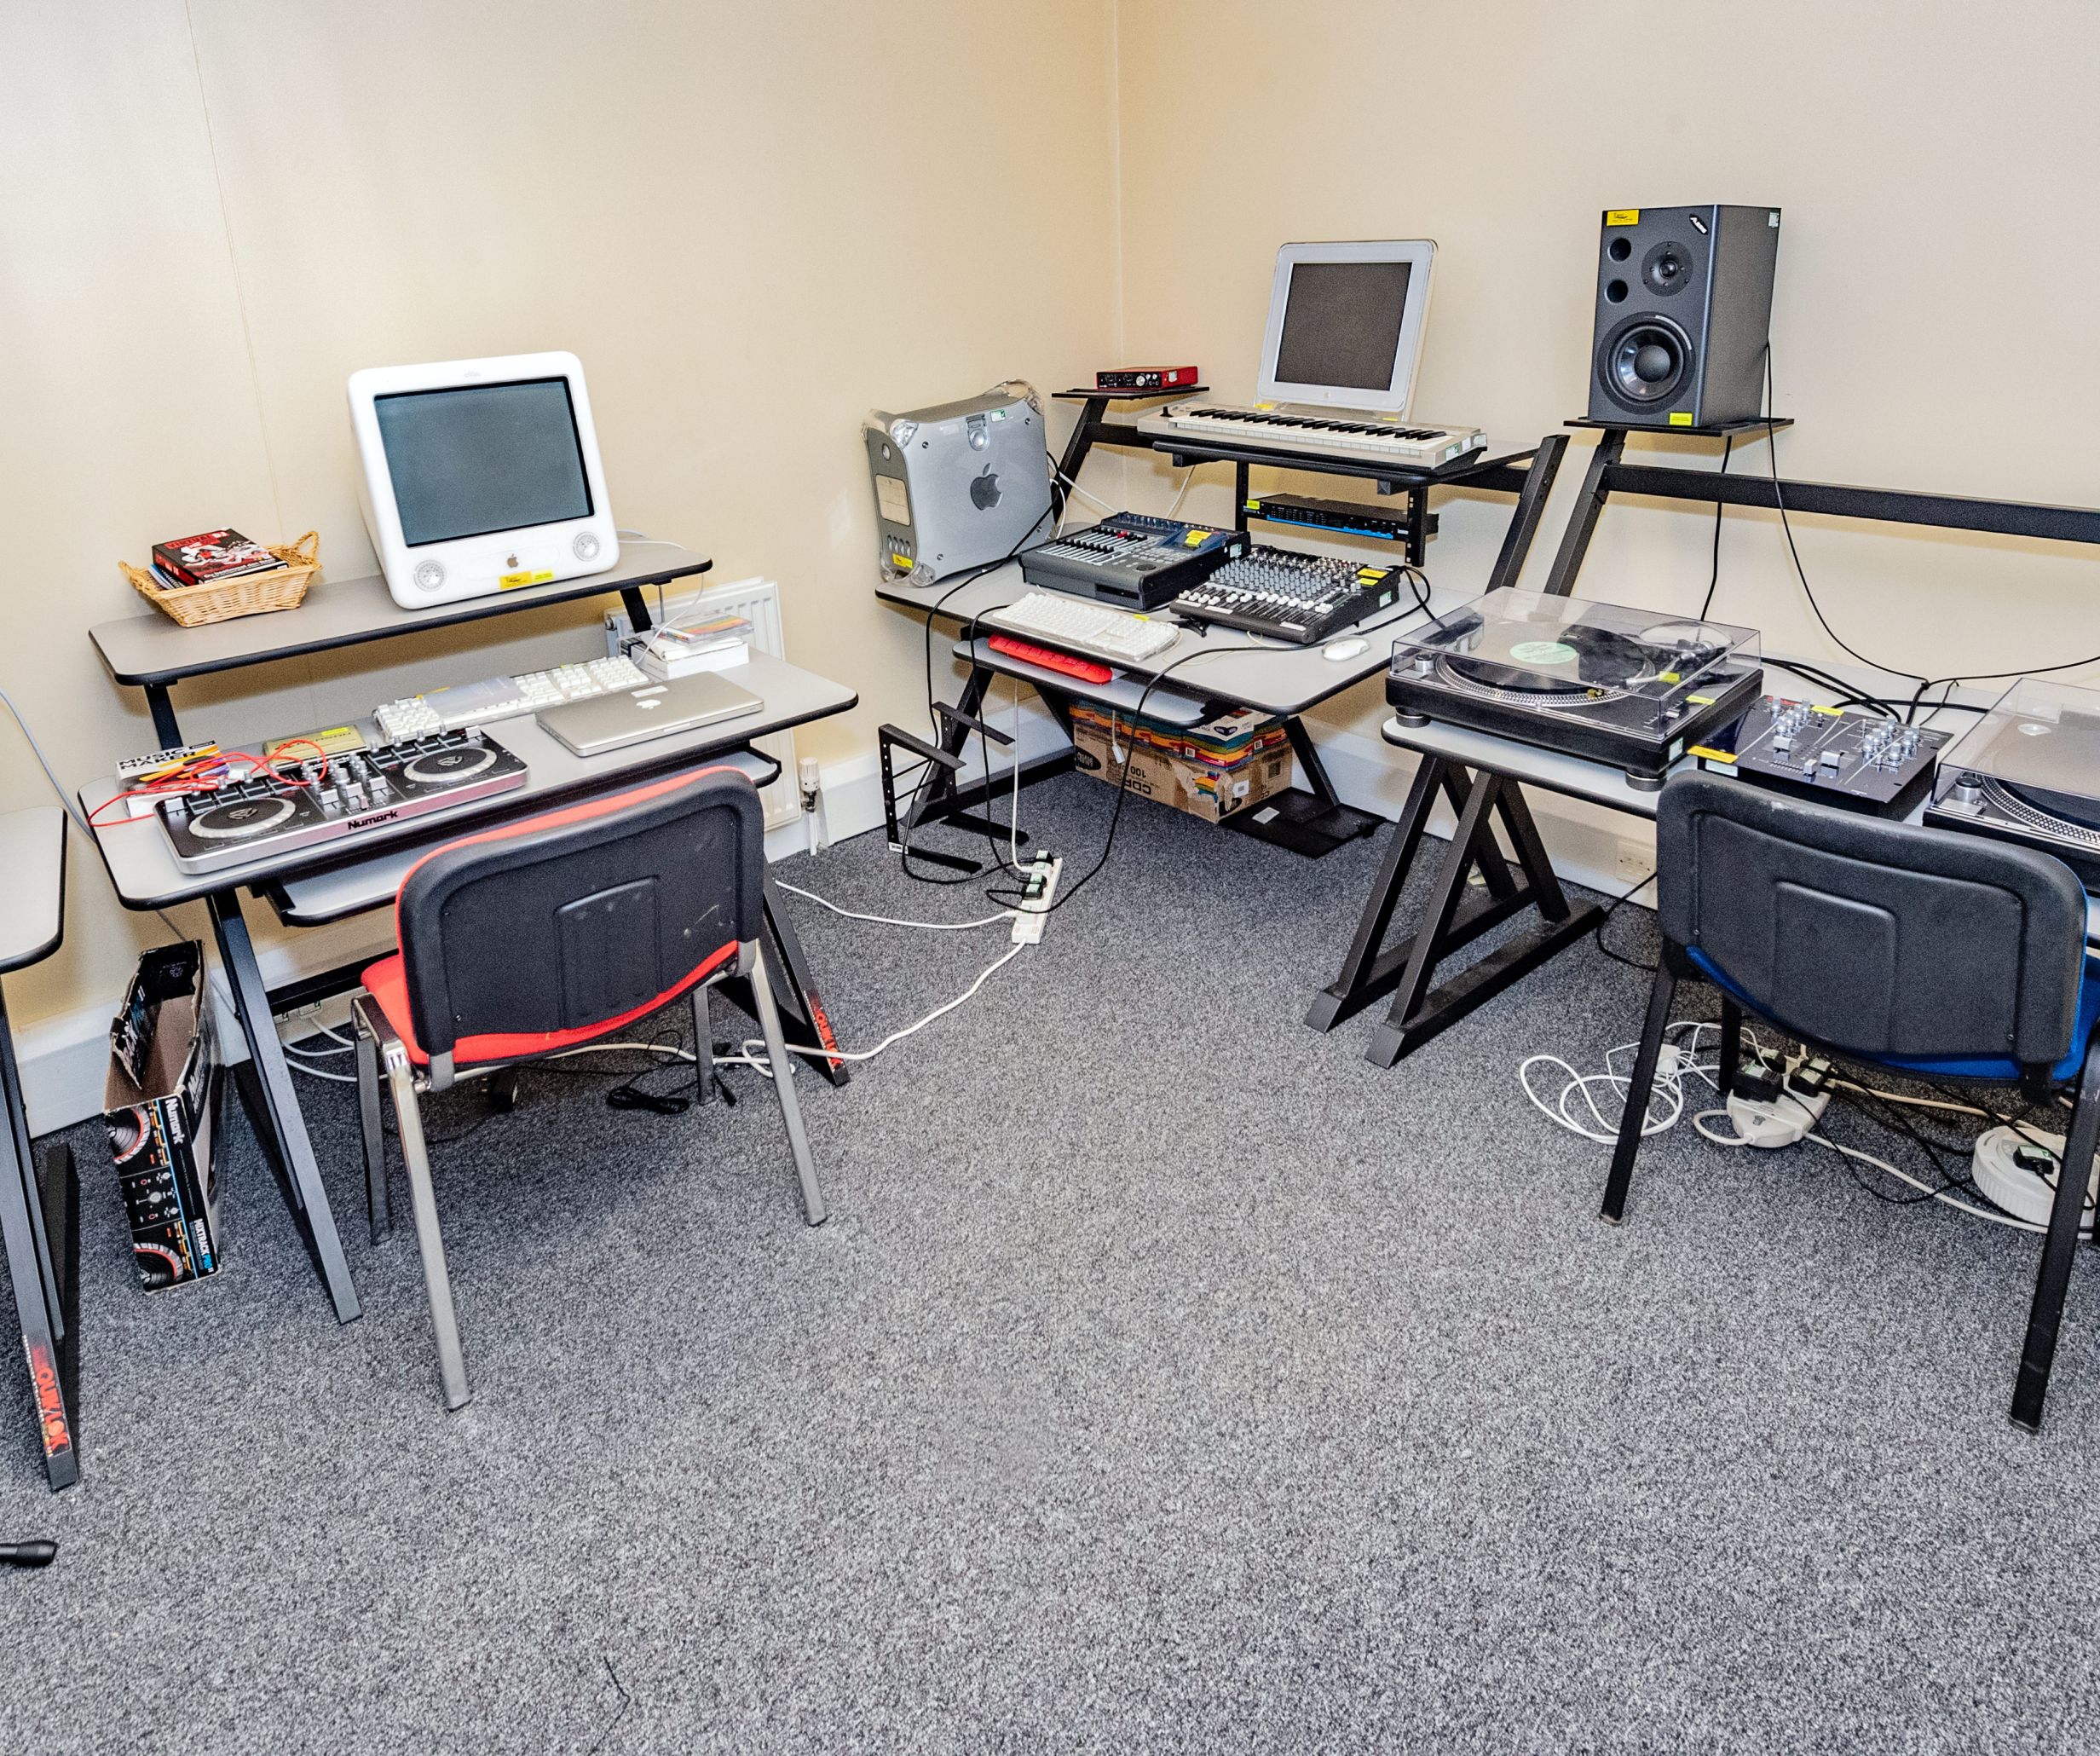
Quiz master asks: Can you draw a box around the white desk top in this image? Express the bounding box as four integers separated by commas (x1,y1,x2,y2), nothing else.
0,806,66,973
91,545,713,687
880,561,1461,719
81,650,856,910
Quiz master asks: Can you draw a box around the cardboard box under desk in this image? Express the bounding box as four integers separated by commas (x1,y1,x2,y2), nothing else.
1069,702,1292,824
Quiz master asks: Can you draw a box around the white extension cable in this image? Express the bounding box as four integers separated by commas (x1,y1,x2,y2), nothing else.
1520,1021,1722,1144
285,881,1032,1085
1520,1024,2050,1233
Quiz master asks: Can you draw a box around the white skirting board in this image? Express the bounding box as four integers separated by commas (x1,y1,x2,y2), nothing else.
13,720,1641,1135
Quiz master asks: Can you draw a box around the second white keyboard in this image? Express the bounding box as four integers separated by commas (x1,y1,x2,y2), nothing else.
983,592,1180,663
375,656,651,740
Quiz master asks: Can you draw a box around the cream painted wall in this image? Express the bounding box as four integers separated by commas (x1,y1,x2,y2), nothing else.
1112,0,2100,745
1,1,1122,1042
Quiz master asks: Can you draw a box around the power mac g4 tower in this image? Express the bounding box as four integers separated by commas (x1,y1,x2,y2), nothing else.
864,382,1053,586
1586,205,1781,429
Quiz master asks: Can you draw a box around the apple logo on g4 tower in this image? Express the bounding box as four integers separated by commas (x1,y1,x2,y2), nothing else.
970,467,1002,511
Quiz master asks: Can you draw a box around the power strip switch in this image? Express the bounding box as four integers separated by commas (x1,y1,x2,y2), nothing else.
1011,854,1062,944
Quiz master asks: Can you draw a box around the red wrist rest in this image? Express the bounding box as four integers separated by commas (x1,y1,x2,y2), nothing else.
985,634,1113,684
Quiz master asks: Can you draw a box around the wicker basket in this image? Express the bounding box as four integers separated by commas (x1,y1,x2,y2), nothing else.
120,531,321,627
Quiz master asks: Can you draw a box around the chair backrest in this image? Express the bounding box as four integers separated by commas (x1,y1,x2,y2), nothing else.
1657,772,2088,1066
393,765,765,1063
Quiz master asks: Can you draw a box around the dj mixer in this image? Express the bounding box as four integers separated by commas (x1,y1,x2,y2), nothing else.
155,728,528,874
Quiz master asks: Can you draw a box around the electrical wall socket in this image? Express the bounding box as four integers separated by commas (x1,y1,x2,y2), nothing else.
1615,840,1654,887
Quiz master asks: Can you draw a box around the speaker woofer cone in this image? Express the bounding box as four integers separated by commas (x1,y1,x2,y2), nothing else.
1597,315,1695,412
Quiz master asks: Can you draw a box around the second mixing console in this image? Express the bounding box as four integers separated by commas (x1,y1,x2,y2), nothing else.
1170,546,1403,644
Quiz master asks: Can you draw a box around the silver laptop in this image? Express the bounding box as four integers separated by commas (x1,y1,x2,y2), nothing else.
536,671,764,756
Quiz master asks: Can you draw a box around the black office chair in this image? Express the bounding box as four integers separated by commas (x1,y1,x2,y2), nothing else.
1601,772,2100,1429
350,765,827,1411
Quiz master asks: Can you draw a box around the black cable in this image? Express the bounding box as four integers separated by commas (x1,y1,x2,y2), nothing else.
1591,870,1660,973
980,553,1444,918
1902,644,2100,726
1757,656,1904,719
1695,436,1734,623
1760,347,1929,691
982,637,1272,917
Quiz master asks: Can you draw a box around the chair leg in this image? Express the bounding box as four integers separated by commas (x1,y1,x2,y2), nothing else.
354,1009,390,1244
1600,961,1679,1224
1717,998,1743,1097
381,1055,472,1412
2011,1030,2100,1430
692,985,713,1106
750,942,828,1226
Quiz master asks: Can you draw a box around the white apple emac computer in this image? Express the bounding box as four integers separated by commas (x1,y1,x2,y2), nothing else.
348,351,620,609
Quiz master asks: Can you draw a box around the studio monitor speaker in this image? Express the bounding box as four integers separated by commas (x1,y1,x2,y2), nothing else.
1586,205,1780,429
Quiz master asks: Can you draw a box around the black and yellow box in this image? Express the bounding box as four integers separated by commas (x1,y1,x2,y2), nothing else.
1070,702,1291,824
104,944,222,1292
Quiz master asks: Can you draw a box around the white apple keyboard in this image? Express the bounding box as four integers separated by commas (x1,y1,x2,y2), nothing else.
374,656,651,740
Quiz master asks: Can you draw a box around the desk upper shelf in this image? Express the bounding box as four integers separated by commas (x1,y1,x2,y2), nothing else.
89,546,713,689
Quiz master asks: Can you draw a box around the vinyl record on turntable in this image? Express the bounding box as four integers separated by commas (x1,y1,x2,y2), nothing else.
1441,622,1662,699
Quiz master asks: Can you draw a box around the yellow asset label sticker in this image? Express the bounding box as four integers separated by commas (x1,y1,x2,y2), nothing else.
891,553,914,571
1606,209,1640,226
1688,746,1733,762
1668,412,1694,426
1811,703,1844,715
499,569,556,590
267,725,365,760
1687,694,1716,706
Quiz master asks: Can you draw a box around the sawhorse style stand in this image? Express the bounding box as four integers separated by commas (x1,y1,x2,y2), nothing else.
1306,754,1600,1066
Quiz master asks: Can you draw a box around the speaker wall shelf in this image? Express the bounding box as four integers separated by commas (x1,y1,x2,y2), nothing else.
1542,418,2100,598
1564,416,1793,437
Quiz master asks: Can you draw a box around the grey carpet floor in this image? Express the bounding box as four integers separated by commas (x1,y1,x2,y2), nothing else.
3,772,2098,1753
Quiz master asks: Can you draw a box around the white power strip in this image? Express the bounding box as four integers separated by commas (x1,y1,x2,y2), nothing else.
1725,1052,1833,1148
1011,854,1061,944
1971,1123,2098,1227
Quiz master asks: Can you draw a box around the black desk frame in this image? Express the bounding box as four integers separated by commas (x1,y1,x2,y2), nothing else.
893,409,1570,872
1318,414,2100,1066
92,557,847,1325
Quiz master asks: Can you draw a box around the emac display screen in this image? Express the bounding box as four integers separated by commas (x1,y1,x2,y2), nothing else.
374,378,594,547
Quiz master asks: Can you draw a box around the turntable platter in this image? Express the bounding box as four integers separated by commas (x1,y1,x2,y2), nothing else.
1996,780,2100,836
188,795,297,840
403,745,498,784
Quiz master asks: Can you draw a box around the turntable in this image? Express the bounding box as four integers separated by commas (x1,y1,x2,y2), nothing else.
158,727,528,874
1386,588,1762,785
1924,678,2100,887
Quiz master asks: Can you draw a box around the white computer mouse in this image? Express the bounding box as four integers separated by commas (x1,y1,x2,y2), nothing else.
1323,638,1370,662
